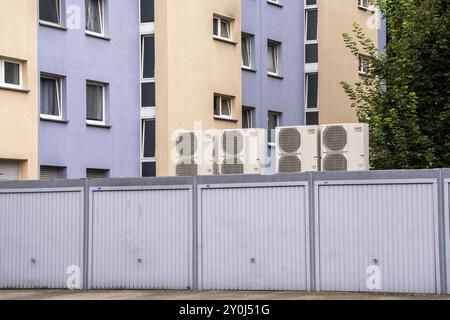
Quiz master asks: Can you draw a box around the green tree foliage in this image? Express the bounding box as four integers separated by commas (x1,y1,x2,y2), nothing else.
341,0,450,169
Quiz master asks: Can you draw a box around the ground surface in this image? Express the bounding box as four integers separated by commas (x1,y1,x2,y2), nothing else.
0,290,449,300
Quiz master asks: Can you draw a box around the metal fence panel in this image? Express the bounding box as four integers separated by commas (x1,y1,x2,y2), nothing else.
0,188,84,289
199,183,309,291
316,180,439,294
89,186,193,289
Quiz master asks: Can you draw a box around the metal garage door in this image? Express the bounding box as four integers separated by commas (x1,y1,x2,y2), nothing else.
199,183,310,291
316,181,439,294
0,160,19,180
89,186,193,289
0,189,85,289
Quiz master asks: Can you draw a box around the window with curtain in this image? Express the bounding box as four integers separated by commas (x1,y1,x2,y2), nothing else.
241,34,252,68
86,82,104,123
213,16,231,40
214,95,232,118
85,0,104,34
40,76,62,119
39,0,60,25
267,41,279,74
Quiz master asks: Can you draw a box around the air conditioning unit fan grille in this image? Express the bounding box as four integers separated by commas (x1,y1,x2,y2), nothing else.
176,161,198,176
323,126,348,151
278,155,302,173
222,131,244,157
278,128,301,153
176,132,198,157
323,154,348,171
221,158,244,175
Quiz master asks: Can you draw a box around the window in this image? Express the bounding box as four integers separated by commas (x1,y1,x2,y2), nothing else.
305,73,318,110
268,111,280,144
306,111,319,125
39,0,61,25
305,9,318,41
142,119,155,159
140,0,154,23
86,82,105,125
213,16,231,40
241,34,253,68
358,0,370,9
142,162,156,177
0,60,21,89
141,35,155,79
267,41,279,75
358,55,370,75
86,168,109,178
40,75,62,119
305,0,317,6
85,0,104,35
141,82,155,108
40,166,66,180
214,95,232,119
242,107,254,129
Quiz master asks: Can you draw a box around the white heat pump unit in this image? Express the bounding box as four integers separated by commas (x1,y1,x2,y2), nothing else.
276,126,320,173
175,131,218,176
218,129,265,175
320,123,369,171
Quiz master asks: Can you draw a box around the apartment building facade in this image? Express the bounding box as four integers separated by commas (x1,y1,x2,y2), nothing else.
38,0,141,179
0,0,39,180
0,0,381,180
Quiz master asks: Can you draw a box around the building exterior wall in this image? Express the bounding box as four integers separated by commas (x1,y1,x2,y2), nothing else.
0,0,39,180
318,0,378,124
38,0,141,179
155,0,242,177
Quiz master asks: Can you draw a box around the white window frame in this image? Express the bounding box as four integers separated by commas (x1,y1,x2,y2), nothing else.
85,0,105,37
213,16,232,41
358,0,371,10
141,34,155,81
213,94,233,119
0,59,22,90
241,34,252,69
86,81,106,125
267,0,280,5
39,0,62,27
358,54,370,75
242,107,254,129
141,118,156,161
305,72,319,112
267,41,280,76
40,75,63,120
268,111,280,146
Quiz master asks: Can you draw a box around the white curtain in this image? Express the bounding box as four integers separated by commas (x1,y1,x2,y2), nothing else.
86,84,103,121
242,37,250,67
268,44,277,73
40,78,59,116
86,0,102,33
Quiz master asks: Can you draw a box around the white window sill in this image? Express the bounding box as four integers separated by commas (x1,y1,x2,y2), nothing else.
267,1,283,8
39,21,67,31
242,66,257,73
0,85,29,93
267,72,284,80
213,116,238,123
85,31,111,41
213,36,237,45
40,116,69,124
358,6,376,13
86,121,112,129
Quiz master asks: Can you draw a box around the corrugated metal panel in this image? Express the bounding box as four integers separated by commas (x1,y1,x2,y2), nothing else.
317,183,438,294
0,160,19,180
445,179,450,294
89,187,192,289
200,184,309,290
0,189,84,289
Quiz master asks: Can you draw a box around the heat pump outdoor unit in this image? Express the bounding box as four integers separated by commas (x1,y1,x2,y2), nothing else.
175,131,218,176
320,123,369,171
276,126,320,173
218,129,265,175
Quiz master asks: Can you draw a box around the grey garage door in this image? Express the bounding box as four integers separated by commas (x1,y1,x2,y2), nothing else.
0,160,19,180
0,189,85,289
89,187,193,289
316,182,439,294
199,183,310,291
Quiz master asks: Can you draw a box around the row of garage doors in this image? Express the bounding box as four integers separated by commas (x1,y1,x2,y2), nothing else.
0,178,448,293
0,160,19,181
